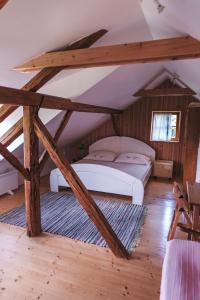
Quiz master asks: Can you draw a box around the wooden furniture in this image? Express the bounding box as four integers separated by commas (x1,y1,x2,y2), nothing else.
186,181,200,241
153,160,173,179
168,182,191,241
50,136,155,205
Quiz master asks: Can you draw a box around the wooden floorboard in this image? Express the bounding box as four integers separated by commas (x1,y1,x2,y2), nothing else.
0,177,185,300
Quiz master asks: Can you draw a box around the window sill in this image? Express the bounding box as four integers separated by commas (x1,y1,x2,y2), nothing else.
150,140,180,143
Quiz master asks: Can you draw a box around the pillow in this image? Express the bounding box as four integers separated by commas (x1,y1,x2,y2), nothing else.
84,150,117,162
115,152,150,165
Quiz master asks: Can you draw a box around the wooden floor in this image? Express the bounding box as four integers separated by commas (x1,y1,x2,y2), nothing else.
0,177,184,300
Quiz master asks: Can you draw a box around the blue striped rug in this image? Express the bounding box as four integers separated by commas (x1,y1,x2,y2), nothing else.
0,192,147,253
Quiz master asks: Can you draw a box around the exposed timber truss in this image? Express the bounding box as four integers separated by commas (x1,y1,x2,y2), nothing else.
1,31,199,259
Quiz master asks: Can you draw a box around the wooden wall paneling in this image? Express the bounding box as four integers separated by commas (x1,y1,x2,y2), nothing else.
23,106,41,237
183,106,200,186
70,80,197,179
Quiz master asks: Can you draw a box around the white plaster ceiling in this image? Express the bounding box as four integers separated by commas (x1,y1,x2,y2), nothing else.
0,0,200,159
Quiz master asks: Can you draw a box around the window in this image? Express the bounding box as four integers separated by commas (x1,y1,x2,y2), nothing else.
151,111,181,142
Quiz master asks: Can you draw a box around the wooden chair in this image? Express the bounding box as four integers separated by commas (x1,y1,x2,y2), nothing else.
167,182,192,241
177,224,200,241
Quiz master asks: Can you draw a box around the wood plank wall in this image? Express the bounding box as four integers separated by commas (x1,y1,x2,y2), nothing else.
69,80,197,178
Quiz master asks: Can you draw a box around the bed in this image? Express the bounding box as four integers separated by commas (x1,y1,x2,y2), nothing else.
50,136,155,205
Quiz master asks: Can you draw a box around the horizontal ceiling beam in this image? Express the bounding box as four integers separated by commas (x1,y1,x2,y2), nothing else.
189,102,200,108
22,29,108,92
0,29,108,123
0,86,121,114
15,36,200,72
134,87,196,97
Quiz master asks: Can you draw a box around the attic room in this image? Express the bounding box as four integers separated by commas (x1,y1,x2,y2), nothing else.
0,0,200,299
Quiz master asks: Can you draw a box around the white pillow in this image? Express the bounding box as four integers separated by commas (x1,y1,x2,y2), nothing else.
84,150,117,162
115,152,150,165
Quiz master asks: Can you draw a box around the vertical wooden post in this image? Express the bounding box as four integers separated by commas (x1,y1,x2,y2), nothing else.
23,106,41,236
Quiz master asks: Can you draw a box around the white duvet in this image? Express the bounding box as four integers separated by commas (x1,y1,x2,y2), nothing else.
75,159,152,184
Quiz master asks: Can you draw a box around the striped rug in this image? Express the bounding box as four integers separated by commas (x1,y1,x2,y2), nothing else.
0,192,147,253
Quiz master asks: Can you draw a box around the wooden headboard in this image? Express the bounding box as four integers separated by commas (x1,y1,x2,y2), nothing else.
89,136,155,160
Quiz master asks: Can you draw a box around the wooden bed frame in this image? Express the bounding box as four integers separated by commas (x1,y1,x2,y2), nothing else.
50,136,155,205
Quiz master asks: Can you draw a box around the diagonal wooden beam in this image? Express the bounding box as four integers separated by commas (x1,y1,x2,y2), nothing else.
0,85,121,114
22,29,108,92
111,114,120,136
0,105,17,122
15,36,200,72
134,87,196,97
0,0,9,9
0,142,30,180
39,110,73,172
0,118,23,146
33,115,129,259
0,29,107,123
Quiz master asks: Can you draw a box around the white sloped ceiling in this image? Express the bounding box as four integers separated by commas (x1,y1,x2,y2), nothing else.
0,0,200,163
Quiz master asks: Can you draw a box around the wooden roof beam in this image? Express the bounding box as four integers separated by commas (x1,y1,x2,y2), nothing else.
15,36,200,72
0,0,9,9
39,110,73,172
0,86,121,114
0,29,107,123
0,143,30,180
0,118,23,146
33,115,129,259
134,87,196,97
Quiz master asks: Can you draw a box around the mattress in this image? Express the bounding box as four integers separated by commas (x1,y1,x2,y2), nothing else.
75,159,152,185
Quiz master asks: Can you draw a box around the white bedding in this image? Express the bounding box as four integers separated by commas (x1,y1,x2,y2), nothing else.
75,159,152,184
